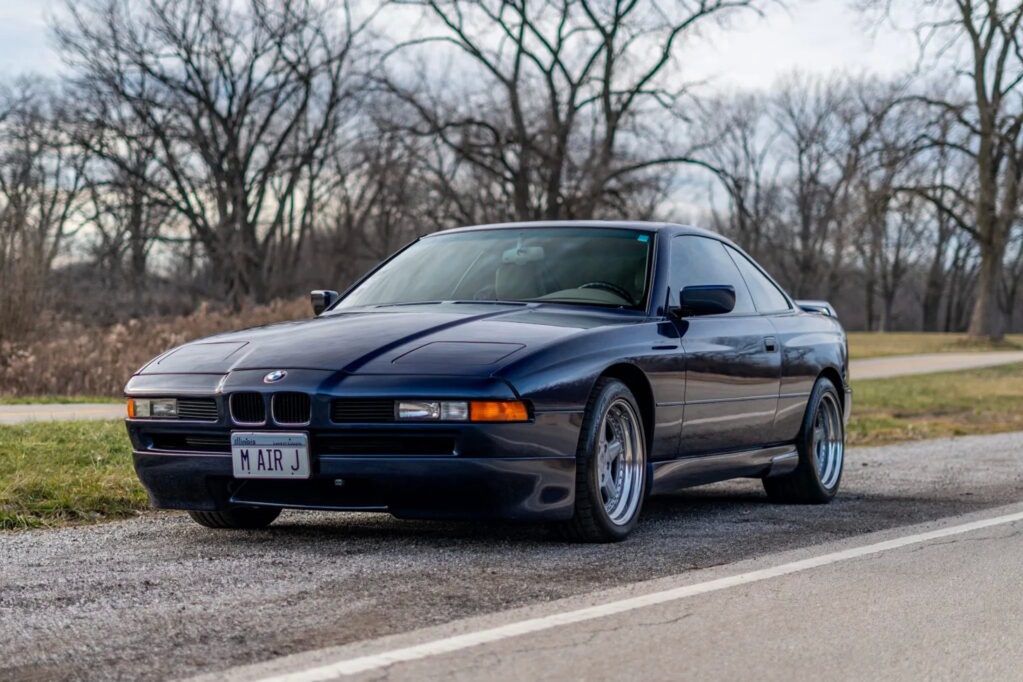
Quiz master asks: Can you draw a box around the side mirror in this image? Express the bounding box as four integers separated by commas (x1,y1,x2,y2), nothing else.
675,285,736,317
311,289,339,315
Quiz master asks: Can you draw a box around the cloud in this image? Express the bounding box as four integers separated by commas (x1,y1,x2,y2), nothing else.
0,0,61,75
0,0,920,85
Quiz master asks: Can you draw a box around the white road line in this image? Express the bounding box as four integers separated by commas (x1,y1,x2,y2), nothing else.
255,509,1023,681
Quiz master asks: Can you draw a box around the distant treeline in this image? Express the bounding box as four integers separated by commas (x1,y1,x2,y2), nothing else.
1,0,1022,340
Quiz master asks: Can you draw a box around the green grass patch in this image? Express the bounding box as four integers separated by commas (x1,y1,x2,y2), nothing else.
849,362,1023,445
0,420,145,530
848,332,1023,360
0,395,121,405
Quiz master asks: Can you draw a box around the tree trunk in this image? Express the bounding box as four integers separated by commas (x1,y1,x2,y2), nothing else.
921,246,945,332
967,238,1005,340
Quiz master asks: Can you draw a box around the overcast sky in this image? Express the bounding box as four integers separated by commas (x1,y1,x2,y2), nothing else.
0,0,918,89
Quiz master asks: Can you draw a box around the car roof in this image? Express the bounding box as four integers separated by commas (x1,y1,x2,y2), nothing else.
426,220,726,241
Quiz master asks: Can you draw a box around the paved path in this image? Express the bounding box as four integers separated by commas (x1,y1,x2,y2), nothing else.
849,350,1023,380
4,431,1023,681
0,403,122,425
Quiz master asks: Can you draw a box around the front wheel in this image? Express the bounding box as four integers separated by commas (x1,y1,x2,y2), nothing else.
187,508,281,529
763,377,845,503
558,378,647,542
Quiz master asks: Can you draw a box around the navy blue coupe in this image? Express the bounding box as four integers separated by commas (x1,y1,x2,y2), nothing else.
125,222,850,541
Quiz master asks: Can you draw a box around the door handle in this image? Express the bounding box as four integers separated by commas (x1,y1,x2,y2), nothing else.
764,336,778,352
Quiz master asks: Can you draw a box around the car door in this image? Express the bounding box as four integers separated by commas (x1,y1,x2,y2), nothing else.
724,244,807,444
671,235,781,455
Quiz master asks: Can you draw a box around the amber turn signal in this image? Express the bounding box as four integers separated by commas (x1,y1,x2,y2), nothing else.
126,398,136,418
469,400,529,422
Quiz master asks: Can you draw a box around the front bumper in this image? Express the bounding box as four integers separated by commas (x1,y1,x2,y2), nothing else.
132,451,575,520
127,409,581,521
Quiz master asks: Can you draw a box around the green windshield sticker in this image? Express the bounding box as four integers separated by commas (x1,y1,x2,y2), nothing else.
637,235,649,242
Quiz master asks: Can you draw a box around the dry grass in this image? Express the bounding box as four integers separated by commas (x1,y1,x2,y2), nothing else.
0,299,308,398
848,332,1023,360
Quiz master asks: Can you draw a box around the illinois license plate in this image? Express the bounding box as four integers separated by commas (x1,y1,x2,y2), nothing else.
231,432,310,479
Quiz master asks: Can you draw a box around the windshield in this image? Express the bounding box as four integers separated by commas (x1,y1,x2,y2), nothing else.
336,227,654,310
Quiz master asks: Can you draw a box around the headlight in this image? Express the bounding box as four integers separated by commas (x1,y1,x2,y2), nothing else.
127,398,178,418
395,400,528,422
397,400,468,421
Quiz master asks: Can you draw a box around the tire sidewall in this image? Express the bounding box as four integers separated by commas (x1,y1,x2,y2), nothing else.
578,380,647,540
798,378,844,499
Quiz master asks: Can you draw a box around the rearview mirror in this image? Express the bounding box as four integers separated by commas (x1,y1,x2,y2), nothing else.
676,285,736,317
311,289,339,315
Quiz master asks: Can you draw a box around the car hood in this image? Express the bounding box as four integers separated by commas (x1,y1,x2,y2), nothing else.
139,303,642,377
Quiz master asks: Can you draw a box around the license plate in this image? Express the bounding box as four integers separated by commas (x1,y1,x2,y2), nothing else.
231,432,310,479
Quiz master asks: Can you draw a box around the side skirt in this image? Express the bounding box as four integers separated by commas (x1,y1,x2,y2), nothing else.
649,444,798,496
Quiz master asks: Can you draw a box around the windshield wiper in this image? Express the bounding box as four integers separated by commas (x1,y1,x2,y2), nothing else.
373,299,528,308
449,300,528,306
523,298,628,309
373,301,445,308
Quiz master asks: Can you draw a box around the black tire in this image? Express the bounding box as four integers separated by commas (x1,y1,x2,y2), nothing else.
557,377,647,542
187,508,281,529
763,377,845,504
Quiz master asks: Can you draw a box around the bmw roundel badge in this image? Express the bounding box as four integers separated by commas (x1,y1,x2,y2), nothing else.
263,370,287,383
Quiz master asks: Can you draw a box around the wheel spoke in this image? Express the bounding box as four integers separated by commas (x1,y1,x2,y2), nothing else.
604,438,624,464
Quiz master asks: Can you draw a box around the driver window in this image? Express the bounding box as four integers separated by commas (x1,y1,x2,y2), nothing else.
670,236,755,314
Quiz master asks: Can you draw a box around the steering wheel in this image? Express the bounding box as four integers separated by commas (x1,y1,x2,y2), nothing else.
579,281,634,304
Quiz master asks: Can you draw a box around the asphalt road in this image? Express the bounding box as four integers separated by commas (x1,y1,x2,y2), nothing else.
4,431,1023,681
218,505,1023,682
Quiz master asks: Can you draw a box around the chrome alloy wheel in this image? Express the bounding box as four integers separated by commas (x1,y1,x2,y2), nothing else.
812,392,844,490
596,398,645,525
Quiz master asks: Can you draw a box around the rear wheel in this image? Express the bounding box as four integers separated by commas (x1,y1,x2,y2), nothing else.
558,378,647,542
763,377,845,503
187,508,281,529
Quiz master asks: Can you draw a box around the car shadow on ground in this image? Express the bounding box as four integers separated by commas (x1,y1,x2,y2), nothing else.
179,477,1005,554
201,482,774,543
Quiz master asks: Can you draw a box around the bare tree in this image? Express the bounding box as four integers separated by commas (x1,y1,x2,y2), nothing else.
55,0,368,305
80,130,176,314
381,0,766,222
0,82,88,342
766,75,875,300
697,91,781,260
865,0,1023,339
